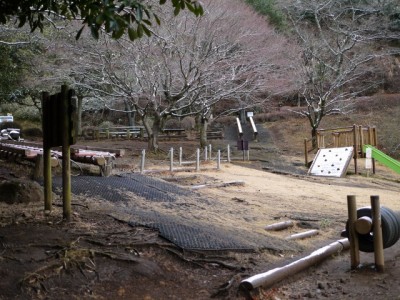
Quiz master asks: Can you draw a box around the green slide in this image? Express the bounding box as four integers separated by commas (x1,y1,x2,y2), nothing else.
363,145,400,174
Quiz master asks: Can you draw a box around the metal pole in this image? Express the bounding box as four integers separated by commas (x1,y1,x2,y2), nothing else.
347,195,360,269
196,148,200,171
204,146,208,161
140,149,145,173
208,144,212,160
227,144,231,163
170,147,174,172
179,147,182,166
371,195,384,272
217,150,221,170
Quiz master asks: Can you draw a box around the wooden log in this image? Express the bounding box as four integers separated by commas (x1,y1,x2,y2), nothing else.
240,239,350,291
71,154,107,166
285,229,319,240
190,180,245,190
264,221,294,231
71,145,125,157
355,216,372,235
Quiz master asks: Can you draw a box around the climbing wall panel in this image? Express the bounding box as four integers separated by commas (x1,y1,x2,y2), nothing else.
308,147,353,177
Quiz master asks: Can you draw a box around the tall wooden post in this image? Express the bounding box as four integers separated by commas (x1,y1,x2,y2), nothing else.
347,195,360,269
61,85,72,220
42,91,53,211
352,124,358,174
371,195,384,272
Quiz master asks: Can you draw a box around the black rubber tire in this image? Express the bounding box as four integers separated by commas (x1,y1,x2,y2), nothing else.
381,207,400,249
347,206,400,253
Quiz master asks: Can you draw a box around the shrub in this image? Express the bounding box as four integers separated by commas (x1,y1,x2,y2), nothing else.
0,103,19,114
98,121,114,129
164,118,181,129
181,117,195,130
213,116,236,126
13,106,41,122
22,127,42,138
0,121,21,130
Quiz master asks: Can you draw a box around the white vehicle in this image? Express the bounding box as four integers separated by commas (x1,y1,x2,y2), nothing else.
0,115,14,123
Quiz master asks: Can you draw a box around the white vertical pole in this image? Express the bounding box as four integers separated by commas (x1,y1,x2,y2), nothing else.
209,144,212,160
204,146,208,161
170,147,174,171
179,146,183,166
196,148,200,171
227,144,231,163
140,149,145,173
247,149,250,161
217,150,221,170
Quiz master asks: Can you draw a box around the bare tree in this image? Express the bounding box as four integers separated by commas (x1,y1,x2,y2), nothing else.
282,0,400,146
69,0,294,151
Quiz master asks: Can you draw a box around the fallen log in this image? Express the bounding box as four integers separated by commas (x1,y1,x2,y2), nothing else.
285,229,319,240
190,180,245,190
264,221,294,231
240,238,350,291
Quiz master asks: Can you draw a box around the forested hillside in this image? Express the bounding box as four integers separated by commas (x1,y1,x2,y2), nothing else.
0,0,399,152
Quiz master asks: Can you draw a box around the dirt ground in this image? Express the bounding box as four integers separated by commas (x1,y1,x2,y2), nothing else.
1,137,400,299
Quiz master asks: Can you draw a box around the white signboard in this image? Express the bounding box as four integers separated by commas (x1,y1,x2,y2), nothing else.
365,147,372,169
308,147,354,177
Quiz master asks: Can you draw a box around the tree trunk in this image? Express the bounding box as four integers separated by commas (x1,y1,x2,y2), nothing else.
311,126,318,149
199,118,208,148
144,116,160,153
77,95,83,136
124,101,135,126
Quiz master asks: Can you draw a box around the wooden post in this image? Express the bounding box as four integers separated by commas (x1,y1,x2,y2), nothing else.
196,148,200,171
304,139,309,167
347,195,360,269
42,91,53,212
170,147,173,172
358,125,363,156
217,150,221,170
371,195,384,272
140,149,145,173
32,153,44,180
61,85,72,220
208,144,212,160
372,126,377,174
333,132,339,148
179,147,182,166
352,124,358,174
204,146,208,161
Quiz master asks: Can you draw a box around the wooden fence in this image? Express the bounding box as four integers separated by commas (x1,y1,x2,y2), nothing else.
304,125,377,173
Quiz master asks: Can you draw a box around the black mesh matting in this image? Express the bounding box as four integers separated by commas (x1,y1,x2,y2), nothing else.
52,173,192,203
52,173,293,251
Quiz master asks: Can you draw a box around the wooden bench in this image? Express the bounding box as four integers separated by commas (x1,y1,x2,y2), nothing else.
162,128,185,135
94,126,144,139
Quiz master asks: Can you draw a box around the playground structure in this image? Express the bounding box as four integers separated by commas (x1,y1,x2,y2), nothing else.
236,114,258,141
345,195,400,271
241,195,400,291
304,125,378,174
363,144,400,174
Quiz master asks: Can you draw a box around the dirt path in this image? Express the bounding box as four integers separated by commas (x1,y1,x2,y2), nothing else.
1,138,400,299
